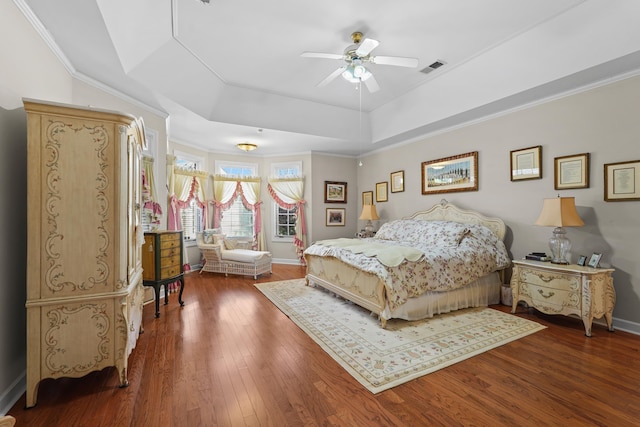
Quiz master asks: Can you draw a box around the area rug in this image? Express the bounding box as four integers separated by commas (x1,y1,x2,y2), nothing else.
255,278,545,394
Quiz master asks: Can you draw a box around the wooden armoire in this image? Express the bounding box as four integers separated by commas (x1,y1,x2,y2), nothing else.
24,99,146,408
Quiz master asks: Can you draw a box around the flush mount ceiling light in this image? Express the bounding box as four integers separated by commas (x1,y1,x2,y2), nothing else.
237,142,257,152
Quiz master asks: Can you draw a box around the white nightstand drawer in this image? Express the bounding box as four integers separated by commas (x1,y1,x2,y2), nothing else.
519,268,580,291
523,282,580,312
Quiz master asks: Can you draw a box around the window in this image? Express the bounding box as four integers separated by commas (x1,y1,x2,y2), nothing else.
175,151,204,243
180,199,203,241
275,205,297,238
220,194,254,238
271,161,302,241
215,161,258,239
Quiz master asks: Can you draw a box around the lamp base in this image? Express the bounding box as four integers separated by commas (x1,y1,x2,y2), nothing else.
548,226,571,265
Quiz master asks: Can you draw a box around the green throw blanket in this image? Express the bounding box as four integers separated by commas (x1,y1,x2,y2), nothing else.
314,238,423,267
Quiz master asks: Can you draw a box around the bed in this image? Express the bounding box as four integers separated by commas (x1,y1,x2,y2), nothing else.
304,200,511,327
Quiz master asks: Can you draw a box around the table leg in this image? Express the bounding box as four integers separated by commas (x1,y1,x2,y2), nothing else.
178,277,185,307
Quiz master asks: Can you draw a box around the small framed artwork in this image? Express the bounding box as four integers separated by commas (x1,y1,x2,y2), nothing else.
422,151,478,195
376,181,388,202
555,153,590,190
390,170,405,193
577,255,587,266
325,208,345,226
362,191,373,206
588,253,602,268
325,181,347,203
604,160,640,201
510,145,542,181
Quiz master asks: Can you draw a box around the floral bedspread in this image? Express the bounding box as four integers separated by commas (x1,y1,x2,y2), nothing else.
304,220,511,310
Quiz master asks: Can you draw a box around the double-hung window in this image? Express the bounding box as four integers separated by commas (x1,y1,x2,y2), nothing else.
271,161,302,242
175,152,204,243
215,161,258,239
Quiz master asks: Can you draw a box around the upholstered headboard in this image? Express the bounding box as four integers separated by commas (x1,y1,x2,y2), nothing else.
403,199,506,241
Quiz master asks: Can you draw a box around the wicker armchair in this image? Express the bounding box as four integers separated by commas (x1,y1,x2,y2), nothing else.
196,232,272,279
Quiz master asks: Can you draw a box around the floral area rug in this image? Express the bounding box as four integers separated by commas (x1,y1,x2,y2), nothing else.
255,278,545,394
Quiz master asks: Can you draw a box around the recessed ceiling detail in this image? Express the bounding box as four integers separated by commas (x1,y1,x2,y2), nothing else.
19,0,640,156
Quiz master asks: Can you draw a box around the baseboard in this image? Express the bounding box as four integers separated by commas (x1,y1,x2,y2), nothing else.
272,258,304,265
0,371,25,415
609,317,640,336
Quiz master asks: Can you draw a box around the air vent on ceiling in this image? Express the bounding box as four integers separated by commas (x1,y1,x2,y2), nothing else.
420,60,446,74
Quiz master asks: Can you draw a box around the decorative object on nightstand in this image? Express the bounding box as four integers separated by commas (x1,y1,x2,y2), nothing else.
511,259,615,337
359,204,380,237
534,196,584,264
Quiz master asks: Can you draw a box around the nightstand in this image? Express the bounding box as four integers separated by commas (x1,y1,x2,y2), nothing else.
510,259,615,336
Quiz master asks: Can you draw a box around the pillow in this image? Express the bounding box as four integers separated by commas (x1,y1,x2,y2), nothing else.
374,219,475,247
224,239,239,250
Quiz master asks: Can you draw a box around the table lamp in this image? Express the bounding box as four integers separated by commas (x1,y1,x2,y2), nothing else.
534,196,584,264
359,204,380,237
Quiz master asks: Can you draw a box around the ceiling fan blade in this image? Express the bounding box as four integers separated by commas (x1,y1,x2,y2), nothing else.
363,75,380,93
317,66,346,87
355,38,380,56
371,55,419,68
301,52,344,60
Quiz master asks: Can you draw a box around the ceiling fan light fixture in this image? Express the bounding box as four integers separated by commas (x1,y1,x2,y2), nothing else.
342,64,372,83
237,142,258,152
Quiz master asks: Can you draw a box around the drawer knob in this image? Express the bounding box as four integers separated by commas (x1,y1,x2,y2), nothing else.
538,289,555,299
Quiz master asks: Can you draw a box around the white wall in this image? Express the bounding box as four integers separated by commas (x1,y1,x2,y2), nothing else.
357,74,640,329
0,0,73,413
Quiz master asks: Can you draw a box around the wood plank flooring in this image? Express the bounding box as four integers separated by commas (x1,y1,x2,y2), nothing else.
7,264,640,426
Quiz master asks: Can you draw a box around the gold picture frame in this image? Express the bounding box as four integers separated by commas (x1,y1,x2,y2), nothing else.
604,160,640,201
376,182,388,202
555,153,590,190
421,151,478,195
510,145,542,181
390,170,405,193
325,208,345,226
362,191,373,206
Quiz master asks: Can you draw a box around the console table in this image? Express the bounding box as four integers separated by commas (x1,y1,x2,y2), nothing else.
142,231,185,317
510,259,615,337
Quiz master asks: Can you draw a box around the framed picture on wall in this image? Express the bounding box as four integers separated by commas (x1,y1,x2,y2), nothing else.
390,170,405,193
324,181,347,203
421,151,478,195
376,182,388,202
555,153,590,190
362,191,373,206
604,160,640,201
510,145,542,181
325,208,345,226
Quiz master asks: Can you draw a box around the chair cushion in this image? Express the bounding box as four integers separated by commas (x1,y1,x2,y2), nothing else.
221,249,270,263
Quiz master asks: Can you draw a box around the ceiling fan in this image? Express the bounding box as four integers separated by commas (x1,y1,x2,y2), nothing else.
301,31,419,93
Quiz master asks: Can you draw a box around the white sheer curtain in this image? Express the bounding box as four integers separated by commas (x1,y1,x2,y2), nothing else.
166,155,209,287
268,177,306,264
212,175,264,250
142,156,162,229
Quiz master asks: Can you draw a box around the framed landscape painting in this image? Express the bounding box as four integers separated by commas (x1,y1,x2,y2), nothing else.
325,181,347,203
421,151,478,195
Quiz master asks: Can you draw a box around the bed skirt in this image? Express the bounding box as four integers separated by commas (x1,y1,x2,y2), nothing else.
305,253,501,326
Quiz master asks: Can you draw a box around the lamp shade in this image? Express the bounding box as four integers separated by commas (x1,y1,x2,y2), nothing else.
535,197,584,264
534,197,584,227
359,204,380,221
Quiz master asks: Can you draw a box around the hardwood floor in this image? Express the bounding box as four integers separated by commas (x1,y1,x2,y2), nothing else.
7,264,640,426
